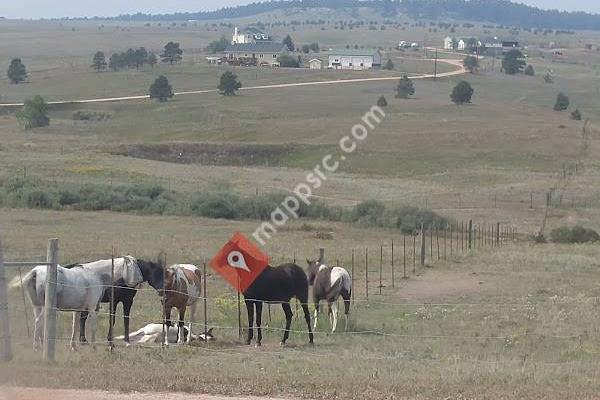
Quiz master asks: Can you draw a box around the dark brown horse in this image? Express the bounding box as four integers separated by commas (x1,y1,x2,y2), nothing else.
243,263,313,346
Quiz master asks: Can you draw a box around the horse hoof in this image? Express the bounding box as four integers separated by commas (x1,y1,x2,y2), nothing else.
255,342,262,348
245,340,251,346
280,341,287,347
125,342,131,348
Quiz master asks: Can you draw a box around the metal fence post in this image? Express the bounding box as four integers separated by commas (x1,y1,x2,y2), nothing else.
0,235,13,362
43,238,59,362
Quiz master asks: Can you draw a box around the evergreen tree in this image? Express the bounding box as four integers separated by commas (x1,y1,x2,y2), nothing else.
450,80,474,104
502,49,526,75
282,34,295,52
524,64,535,76
463,55,479,73
7,58,27,84
91,51,107,72
384,59,394,70
148,53,158,69
149,75,174,101
396,74,415,99
571,108,582,120
218,71,242,96
161,42,183,64
553,92,570,111
16,95,50,129
377,95,388,107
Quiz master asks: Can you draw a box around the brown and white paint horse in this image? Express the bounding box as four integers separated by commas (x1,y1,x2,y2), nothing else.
306,259,352,333
162,264,202,345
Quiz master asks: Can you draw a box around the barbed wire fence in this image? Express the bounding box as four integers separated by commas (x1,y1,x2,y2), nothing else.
1,220,522,362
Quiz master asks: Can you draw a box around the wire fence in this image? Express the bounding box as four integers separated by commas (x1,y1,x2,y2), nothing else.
10,220,599,365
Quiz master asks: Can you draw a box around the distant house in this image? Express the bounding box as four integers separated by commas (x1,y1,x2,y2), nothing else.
483,37,520,55
328,48,382,70
457,39,467,51
232,26,272,44
224,43,288,66
309,58,323,70
443,36,454,50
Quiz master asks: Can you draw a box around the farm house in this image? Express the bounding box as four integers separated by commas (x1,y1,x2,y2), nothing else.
327,48,382,70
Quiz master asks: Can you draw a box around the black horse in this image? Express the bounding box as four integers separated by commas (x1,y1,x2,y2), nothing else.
67,258,164,344
243,263,313,346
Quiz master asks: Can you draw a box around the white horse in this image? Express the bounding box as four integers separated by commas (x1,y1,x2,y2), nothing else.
116,324,214,345
306,259,352,333
10,256,144,351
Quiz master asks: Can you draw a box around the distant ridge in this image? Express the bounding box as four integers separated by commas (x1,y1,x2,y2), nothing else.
97,0,600,31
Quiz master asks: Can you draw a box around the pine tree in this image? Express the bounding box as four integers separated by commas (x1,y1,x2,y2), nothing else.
282,35,295,52
450,81,474,104
16,95,50,129
149,75,174,101
160,42,183,64
91,51,107,72
553,92,570,111
218,71,242,96
396,74,415,99
7,58,27,84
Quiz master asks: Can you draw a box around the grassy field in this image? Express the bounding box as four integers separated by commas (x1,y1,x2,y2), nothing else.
2,14,600,400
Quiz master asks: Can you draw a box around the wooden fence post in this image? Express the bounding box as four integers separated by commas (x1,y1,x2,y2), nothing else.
461,221,464,252
0,235,13,362
468,220,473,250
379,245,383,295
496,222,500,246
412,233,416,274
203,263,208,342
449,224,453,257
351,249,355,303
436,226,440,260
43,238,59,362
109,248,115,352
429,225,433,260
403,235,407,279
420,223,426,267
365,248,369,300
319,248,325,263
391,240,395,288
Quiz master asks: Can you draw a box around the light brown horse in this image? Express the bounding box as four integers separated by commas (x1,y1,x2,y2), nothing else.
162,264,202,345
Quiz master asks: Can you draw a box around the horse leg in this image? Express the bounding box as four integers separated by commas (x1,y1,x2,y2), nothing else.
255,301,263,347
312,301,319,331
123,299,133,344
106,301,117,343
88,309,98,350
301,302,314,344
33,306,44,352
177,306,186,344
328,302,333,329
187,302,197,344
341,288,351,332
164,306,172,346
331,301,339,333
79,311,88,344
281,302,293,345
245,300,254,345
70,312,80,351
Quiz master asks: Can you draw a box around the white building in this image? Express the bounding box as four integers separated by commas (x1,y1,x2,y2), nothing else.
457,39,466,51
232,26,272,45
328,48,382,70
309,58,323,70
443,36,454,50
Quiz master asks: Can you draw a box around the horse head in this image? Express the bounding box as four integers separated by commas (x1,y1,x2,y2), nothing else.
137,256,165,293
305,259,321,286
122,256,144,287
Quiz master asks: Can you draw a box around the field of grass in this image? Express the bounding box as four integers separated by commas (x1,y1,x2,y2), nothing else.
2,14,600,400
2,209,600,399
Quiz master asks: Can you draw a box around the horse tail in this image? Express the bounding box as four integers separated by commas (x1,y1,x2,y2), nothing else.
9,268,35,290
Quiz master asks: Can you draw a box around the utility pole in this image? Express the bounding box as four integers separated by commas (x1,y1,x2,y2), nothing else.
434,47,438,80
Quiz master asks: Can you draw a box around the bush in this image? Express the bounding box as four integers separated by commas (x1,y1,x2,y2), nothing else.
278,54,300,68
377,95,388,107
571,108,582,120
524,65,535,76
553,92,570,111
550,225,600,243
451,81,474,104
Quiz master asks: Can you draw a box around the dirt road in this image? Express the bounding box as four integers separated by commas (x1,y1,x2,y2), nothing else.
0,387,292,400
0,58,466,107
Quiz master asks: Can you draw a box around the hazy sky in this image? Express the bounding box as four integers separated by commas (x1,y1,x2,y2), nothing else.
0,0,599,19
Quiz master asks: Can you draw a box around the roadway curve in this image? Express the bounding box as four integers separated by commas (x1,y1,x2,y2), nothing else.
0,58,466,107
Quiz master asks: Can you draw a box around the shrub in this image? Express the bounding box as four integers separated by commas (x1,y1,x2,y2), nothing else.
571,108,582,120
278,54,300,68
451,81,474,104
524,65,535,76
550,225,600,243
553,92,570,111
377,95,388,107
396,75,415,99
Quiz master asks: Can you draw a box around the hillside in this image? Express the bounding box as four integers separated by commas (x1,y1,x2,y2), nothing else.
104,0,600,30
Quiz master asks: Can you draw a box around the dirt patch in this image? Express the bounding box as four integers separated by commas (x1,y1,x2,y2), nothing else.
111,142,319,167
0,387,294,400
397,268,483,301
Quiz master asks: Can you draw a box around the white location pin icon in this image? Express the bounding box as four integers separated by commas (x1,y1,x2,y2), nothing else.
227,251,250,272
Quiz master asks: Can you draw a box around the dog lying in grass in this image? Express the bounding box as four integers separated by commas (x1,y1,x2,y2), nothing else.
115,323,214,345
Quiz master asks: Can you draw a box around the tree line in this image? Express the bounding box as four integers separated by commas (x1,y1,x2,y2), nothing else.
91,42,183,72
100,0,600,31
